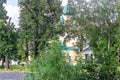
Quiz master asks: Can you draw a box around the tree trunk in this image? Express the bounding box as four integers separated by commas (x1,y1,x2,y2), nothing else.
1,55,5,68
25,40,29,61
5,55,9,69
34,41,39,58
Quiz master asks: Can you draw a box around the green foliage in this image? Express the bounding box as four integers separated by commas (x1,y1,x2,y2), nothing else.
115,1,120,50
82,0,118,79
24,0,118,79
0,0,18,69
24,41,82,80
18,0,62,60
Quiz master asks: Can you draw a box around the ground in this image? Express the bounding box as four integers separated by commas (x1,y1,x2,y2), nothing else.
0,65,25,80
0,72,24,80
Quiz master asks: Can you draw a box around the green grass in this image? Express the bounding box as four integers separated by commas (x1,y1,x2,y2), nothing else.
0,65,26,72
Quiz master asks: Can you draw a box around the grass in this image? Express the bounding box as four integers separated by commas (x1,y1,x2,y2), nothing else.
0,65,26,72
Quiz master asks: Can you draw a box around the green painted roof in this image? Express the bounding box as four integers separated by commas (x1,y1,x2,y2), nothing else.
60,43,78,51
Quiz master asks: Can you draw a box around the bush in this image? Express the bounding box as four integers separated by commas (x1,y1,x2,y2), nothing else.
24,41,82,80
24,41,118,80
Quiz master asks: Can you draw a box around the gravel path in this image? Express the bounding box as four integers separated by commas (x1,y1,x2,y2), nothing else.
0,72,24,80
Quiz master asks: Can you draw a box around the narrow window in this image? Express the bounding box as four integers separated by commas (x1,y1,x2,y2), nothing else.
85,54,89,60
68,56,71,62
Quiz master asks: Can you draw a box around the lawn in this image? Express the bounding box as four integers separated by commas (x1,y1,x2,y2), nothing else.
0,65,26,72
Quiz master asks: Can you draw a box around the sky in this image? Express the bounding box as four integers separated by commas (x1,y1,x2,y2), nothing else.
4,0,19,28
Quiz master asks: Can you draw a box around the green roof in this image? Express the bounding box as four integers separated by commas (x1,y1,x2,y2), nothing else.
60,43,78,51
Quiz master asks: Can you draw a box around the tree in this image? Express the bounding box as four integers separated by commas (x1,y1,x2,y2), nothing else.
0,19,18,69
115,0,120,56
82,0,118,79
0,0,7,68
60,0,119,79
0,0,18,69
24,41,83,80
18,0,61,60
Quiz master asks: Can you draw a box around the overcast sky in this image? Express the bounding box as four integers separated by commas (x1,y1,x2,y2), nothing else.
5,0,19,28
